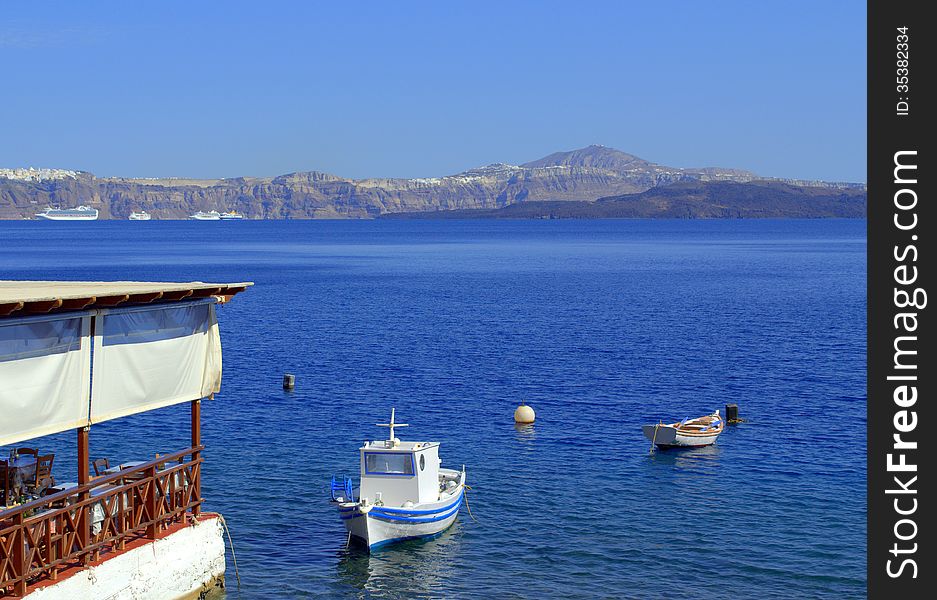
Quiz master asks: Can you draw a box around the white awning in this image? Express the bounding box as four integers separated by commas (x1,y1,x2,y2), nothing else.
90,302,222,424
0,300,225,446
0,314,91,446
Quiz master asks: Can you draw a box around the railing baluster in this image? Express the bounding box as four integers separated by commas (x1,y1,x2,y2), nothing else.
145,464,158,540
11,512,27,596
118,482,126,550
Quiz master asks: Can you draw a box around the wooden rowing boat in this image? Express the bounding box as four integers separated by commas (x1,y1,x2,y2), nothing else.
643,410,724,448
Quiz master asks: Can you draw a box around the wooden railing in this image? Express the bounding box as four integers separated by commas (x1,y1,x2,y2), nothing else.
1,446,203,597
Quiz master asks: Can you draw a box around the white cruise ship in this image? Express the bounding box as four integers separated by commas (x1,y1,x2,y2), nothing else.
129,211,152,220
219,211,244,220
35,206,99,221
190,210,221,221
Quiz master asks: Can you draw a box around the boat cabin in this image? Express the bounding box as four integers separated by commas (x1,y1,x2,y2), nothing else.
357,410,440,507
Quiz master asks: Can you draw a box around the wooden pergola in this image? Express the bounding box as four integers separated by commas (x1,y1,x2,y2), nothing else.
0,280,250,597
0,281,249,318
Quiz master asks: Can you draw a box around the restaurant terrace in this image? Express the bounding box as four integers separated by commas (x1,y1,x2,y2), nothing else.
1,280,250,598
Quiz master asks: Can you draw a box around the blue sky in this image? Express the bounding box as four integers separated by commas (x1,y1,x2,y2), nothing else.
1,1,866,181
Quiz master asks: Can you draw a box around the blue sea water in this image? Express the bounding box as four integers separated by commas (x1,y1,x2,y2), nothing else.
0,219,866,599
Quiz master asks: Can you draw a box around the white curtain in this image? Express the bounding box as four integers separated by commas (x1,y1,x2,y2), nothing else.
0,315,91,446
89,303,222,424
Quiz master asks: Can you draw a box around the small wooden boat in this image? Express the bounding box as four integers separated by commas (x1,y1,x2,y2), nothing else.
643,410,724,448
331,409,465,550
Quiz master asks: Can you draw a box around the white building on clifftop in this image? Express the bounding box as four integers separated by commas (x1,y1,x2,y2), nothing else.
0,168,80,182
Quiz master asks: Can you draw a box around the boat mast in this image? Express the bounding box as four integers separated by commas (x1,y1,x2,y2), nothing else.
376,408,408,442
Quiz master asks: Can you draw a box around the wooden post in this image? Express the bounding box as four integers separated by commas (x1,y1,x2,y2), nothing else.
78,426,90,486
77,426,91,563
191,398,201,517
191,398,202,450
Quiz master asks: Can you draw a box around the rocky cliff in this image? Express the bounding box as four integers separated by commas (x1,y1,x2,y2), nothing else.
1,145,865,219
383,180,868,219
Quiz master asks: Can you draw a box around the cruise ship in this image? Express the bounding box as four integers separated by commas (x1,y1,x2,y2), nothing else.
35,206,99,221
190,210,221,220
129,211,152,220
219,211,244,220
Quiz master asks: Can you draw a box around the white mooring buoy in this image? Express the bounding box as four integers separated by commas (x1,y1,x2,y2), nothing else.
514,404,536,424
283,373,295,390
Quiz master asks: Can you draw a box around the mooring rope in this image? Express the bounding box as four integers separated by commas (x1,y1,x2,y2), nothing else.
217,514,242,590
462,485,480,524
649,423,660,454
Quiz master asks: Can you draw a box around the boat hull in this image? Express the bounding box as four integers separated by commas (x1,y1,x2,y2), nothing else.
643,424,721,448
338,483,464,550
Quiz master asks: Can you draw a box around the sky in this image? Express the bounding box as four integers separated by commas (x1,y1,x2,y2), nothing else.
1,1,866,182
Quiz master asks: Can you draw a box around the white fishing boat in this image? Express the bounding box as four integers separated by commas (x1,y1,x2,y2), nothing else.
332,409,466,550
643,410,724,448
129,211,151,220
34,206,98,221
219,211,244,220
190,210,221,220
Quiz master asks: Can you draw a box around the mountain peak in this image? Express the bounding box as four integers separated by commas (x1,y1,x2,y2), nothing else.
521,145,649,170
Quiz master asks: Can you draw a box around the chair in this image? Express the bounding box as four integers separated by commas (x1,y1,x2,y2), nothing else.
92,458,110,477
16,447,39,457
30,454,55,494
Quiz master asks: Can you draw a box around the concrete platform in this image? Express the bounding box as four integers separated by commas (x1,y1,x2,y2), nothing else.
23,515,226,600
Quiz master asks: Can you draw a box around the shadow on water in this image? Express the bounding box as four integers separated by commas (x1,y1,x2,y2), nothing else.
335,525,464,598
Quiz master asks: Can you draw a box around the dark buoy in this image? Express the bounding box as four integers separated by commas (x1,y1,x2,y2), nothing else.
283,373,296,390
725,403,741,424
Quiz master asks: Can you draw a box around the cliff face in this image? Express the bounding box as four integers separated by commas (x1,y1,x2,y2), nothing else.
0,145,865,219
384,181,868,220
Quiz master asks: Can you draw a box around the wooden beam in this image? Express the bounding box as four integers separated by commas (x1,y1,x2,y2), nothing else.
189,287,223,298
214,286,247,304
24,298,63,313
77,426,91,562
0,301,24,316
78,427,90,486
127,291,164,304
191,399,202,449
61,296,96,311
191,399,202,517
161,289,194,301
95,294,130,306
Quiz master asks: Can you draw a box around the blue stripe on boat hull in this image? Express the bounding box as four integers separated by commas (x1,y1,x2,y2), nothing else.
337,489,463,522
368,490,463,515
369,498,462,523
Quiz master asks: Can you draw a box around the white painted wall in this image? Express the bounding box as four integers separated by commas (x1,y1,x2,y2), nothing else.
25,516,225,600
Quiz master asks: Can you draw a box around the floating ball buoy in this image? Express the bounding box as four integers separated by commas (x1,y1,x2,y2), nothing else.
514,404,536,424
282,374,295,390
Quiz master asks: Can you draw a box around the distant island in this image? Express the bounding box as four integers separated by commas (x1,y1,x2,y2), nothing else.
1,145,865,220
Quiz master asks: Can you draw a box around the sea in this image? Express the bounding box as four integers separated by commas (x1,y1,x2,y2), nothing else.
0,219,867,599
